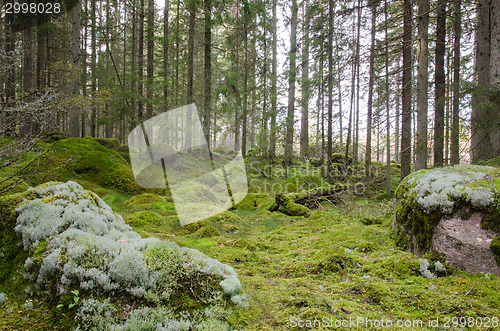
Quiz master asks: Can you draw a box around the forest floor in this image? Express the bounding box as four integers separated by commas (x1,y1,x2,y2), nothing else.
0,138,499,330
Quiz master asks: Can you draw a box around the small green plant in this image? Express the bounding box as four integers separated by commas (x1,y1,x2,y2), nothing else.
57,289,80,310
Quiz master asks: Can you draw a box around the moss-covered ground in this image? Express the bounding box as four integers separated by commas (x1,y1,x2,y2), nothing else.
1,140,500,330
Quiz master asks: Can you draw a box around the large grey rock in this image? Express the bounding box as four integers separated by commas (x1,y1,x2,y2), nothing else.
431,213,500,275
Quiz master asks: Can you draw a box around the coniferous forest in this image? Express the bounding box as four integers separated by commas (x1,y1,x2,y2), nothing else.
0,0,500,329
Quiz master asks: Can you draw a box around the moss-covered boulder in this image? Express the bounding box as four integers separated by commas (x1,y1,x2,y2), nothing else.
3,138,142,195
269,192,311,217
0,181,247,329
394,164,500,275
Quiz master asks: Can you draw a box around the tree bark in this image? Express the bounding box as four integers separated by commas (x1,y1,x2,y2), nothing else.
69,0,81,138
434,0,446,167
300,0,310,157
146,0,154,120
284,0,298,166
450,0,461,165
415,0,429,171
203,0,212,147
365,1,377,176
401,0,413,180
269,0,278,159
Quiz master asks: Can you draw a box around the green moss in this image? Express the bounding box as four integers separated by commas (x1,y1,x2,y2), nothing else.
0,177,29,196
125,210,165,227
124,193,166,208
236,193,274,211
490,237,500,264
194,225,220,238
270,193,310,217
10,138,143,195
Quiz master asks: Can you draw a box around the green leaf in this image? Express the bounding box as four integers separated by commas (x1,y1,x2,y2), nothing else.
57,304,64,309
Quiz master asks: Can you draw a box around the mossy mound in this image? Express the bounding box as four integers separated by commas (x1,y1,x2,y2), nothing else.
478,157,500,168
236,193,274,211
394,164,500,255
125,210,165,228
34,138,142,194
0,181,246,329
124,193,166,208
194,225,220,238
269,193,311,217
0,177,29,196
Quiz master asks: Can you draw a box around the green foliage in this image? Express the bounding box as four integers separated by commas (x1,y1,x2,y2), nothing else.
490,237,500,263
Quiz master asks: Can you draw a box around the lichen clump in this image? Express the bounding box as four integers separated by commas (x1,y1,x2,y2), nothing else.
13,181,246,328
394,165,500,253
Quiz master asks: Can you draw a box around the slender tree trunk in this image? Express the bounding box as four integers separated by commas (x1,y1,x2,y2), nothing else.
385,0,391,193
300,0,310,157
269,0,278,159
163,0,169,110
415,0,429,170
284,0,298,166
434,0,446,166
365,1,376,176
203,0,212,146
4,12,16,136
69,0,81,138
146,0,154,120
450,0,461,165
186,0,196,150
242,4,249,156
129,3,137,131
401,0,413,180
353,0,362,162
90,0,97,136
395,60,400,163
21,15,34,137
138,0,145,121
327,0,334,179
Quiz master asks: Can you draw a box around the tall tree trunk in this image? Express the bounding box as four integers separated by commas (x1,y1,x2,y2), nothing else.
450,0,462,165
269,0,278,159
69,0,81,138
434,0,446,167
415,0,429,171
401,0,413,180
353,0,362,162
203,0,212,146
4,12,16,136
327,0,334,179
186,0,196,150
163,0,169,110
385,0,391,193
300,0,310,157
138,0,145,121
490,0,500,156
365,1,376,176
284,0,298,166
242,4,249,156
129,3,137,132
21,15,34,137
471,0,492,162
146,0,154,120
91,0,97,136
